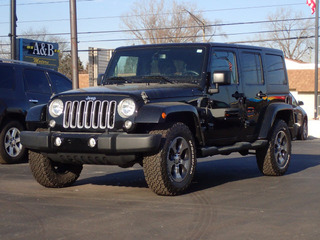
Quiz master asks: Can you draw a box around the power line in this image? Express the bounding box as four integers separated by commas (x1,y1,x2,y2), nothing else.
0,3,307,24
0,16,314,39
0,0,94,7
1,26,312,48
61,35,315,52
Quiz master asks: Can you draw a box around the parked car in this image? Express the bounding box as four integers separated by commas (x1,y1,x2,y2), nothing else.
0,59,72,164
21,43,294,195
288,92,308,140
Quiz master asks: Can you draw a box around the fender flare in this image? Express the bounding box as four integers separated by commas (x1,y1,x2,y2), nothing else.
135,102,205,145
258,102,294,139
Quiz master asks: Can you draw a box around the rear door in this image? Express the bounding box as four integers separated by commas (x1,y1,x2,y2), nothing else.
238,49,268,141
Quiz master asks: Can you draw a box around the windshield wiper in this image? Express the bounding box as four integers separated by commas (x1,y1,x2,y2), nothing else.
142,75,174,84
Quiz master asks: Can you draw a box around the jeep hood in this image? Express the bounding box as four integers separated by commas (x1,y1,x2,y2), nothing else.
56,83,203,101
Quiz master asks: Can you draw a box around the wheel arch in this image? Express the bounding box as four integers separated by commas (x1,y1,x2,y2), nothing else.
258,103,294,139
135,102,205,146
0,112,26,130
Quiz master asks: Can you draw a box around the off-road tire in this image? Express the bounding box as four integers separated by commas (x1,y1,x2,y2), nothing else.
29,151,83,188
298,119,308,140
143,122,196,196
256,120,291,176
0,120,27,164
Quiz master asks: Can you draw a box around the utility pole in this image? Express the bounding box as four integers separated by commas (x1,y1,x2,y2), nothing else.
70,0,79,89
10,0,16,60
184,9,206,42
314,0,319,119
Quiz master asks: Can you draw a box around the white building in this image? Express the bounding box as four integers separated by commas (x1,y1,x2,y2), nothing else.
285,58,320,119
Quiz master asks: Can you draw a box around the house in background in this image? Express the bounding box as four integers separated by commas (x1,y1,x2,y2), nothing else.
286,58,320,119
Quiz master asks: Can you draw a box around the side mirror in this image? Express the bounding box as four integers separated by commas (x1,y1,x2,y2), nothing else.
208,71,231,94
298,100,304,106
213,71,231,85
97,74,105,86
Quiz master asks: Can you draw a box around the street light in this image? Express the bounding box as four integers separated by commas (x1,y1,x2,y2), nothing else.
184,9,206,43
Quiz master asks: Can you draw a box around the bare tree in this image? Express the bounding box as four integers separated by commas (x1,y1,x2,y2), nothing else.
0,39,10,59
121,0,223,44
258,8,314,61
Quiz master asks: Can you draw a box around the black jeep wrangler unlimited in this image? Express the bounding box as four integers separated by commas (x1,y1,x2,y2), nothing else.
21,43,294,195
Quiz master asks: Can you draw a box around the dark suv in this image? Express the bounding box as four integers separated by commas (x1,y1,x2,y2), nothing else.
0,59,72,164
21,43,294,195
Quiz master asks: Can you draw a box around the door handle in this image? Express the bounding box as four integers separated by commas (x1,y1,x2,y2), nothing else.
256,91,267,98
232,91,244,100
29,99,39,103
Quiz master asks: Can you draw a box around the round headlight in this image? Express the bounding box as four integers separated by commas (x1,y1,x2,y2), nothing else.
49,99,64,117
118,98,136,118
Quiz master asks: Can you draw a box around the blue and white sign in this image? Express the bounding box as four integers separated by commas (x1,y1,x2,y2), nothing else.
16,38,59,70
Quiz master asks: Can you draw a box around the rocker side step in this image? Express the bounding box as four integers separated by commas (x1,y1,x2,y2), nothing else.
200,140,268,157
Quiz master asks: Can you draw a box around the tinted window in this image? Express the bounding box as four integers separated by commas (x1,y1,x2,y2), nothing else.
241,52,263,84
265,54,286,85
106,47,206,84
114,56,138,77
48,72,72,93
23,69,51,94
211,51,238,84
0,65,14,89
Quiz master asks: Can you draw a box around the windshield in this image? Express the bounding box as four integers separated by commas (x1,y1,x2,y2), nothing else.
104,46,206,85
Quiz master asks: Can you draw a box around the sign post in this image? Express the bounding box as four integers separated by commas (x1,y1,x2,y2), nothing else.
315,0,319,119
70,0,79,89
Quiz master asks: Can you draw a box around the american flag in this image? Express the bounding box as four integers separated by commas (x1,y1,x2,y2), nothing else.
307,0,316,14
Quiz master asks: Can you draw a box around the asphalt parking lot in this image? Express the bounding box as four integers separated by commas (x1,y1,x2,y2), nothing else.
1,138,320,240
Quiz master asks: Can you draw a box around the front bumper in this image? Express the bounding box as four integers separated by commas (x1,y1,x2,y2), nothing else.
21,131,162,166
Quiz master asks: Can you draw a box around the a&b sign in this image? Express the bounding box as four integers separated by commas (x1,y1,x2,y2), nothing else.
16,38,59,70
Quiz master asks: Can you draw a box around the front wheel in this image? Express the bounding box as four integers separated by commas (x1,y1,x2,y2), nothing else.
256,120,291,176
29,151,83,188
143,122,197,196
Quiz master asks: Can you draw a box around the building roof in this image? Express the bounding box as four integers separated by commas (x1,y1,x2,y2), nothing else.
285,58,320,93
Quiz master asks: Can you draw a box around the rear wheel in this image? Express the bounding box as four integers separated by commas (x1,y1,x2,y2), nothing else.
143,122,196,196
0,120,27,164
29,151,83,188
256,120,291,176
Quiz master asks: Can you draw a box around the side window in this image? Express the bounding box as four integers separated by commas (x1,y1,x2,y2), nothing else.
211,51,238,84
23,69,51,94
0,65,14,89
265,54,287,85
48,72,72,93
241,52,263,84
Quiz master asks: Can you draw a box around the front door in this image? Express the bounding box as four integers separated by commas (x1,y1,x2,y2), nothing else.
203,48,245,146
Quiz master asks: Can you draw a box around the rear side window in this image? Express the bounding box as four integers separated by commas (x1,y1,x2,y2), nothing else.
0,65,14,89
241,52,263,85
48,72,72,93
23,69,51,94
265,54,287,85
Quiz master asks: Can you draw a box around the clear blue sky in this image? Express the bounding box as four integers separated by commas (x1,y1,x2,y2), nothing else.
0,0,315,64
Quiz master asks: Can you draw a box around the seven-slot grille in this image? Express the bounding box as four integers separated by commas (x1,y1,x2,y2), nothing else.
63,100,117,129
